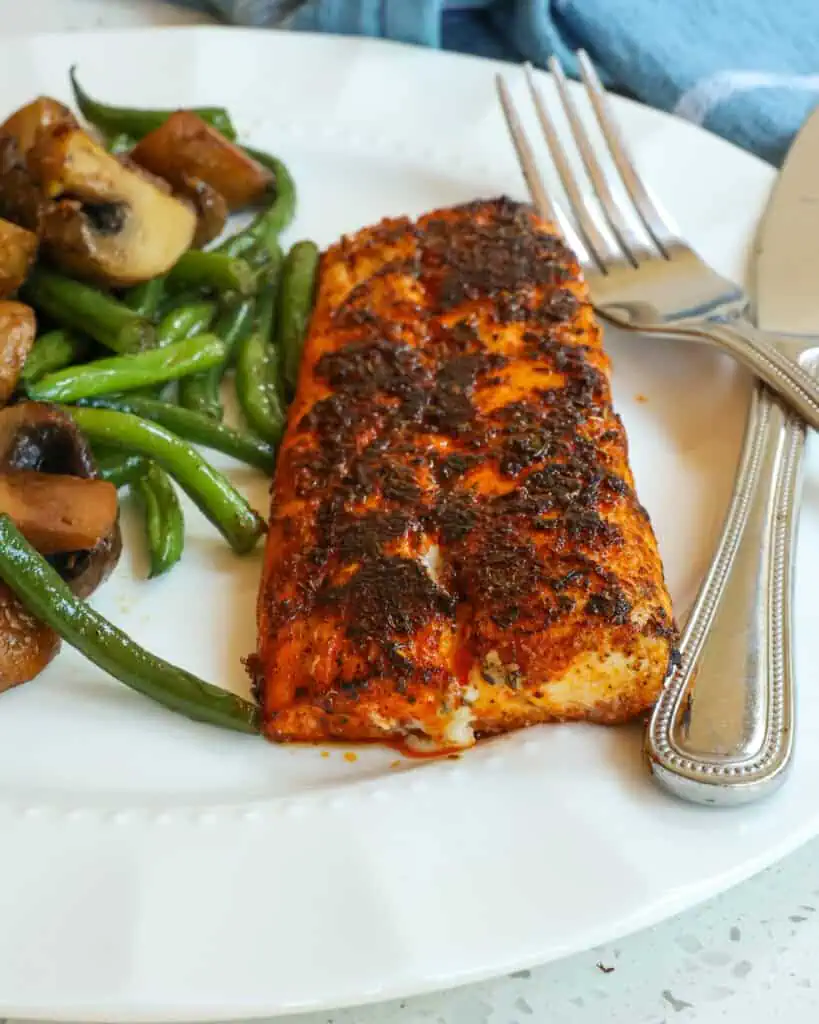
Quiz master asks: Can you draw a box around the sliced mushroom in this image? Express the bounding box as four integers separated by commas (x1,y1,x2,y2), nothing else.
0,401,123,692
0,301,36,405
0,401,96,475
179,175,228,247
130,110,272,211
0,582,61,693
0,220,37,299
114,152,227,247
54,526,122,601
0,401,122,691
0,99,76,232
28,125,197,286
0,470,118,555
0,96,78,156
0,402,122,596
0,135,45,232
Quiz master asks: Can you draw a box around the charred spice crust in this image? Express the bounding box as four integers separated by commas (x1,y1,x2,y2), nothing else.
262,197,679,697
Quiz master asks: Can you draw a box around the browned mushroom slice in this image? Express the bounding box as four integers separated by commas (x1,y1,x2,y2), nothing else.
130,111,272,210
0,582,61,694
57,526,123,601
0,220,37,299
0,302,36,405
0,470,118,554
28,126,197,287
113,155,227,247
0,96,78,155
0,99,85,236
0,402,122,598
179,175,228,247
0,401,123,691
0,135,45,233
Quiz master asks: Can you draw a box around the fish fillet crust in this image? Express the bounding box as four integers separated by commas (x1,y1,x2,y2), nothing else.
253,198,678,752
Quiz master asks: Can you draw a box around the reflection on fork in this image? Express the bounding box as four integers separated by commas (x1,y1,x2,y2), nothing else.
495,52,807,805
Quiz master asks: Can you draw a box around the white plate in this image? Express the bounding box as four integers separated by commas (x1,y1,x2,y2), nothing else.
0,25,814,1023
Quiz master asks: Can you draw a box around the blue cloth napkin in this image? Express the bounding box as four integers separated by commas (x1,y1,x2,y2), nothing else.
194,0,819,165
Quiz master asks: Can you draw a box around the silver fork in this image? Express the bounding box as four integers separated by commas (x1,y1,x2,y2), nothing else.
496,53,815,804
498,60,819,428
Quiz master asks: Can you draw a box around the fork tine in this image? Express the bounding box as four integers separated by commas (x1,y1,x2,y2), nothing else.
547,55,652,265
495,73,591,265
495,74,559,224
576,50,679,255
523,63,620,271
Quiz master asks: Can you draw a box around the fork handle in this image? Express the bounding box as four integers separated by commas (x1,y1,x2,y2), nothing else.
653,320,819,430
714,322,819,426
647,321,818,430
646,381,805,804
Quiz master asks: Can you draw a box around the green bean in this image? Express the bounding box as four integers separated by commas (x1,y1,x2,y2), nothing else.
133,464,185,578
157,287,205,318
235,274,286,446
123,276,166,319
96,447,184,574
70,67,238,142
213,149,296,259
278,241,319,395
78,394,275,473
156,300,216,347
120,300,217,399
107,131,135,155
19,330,93,386
237,331,286,445
95,450,150,488
216,296,257,366
178,297,255,420
177,373,223,421
64,406,265,553
167,251,256,297
214,229,260,260
244,147,297,242
125,385,167,402
22,269,155,353
28,334,226,404
0,515,259,733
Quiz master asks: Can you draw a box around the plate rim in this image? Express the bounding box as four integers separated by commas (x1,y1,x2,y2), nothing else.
0,24,795,1022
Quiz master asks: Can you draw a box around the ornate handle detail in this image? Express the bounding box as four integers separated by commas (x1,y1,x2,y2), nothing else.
636,320,819,430
646,375,806,805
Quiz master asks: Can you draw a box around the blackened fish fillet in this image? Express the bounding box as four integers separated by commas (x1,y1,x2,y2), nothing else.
253,198,677,751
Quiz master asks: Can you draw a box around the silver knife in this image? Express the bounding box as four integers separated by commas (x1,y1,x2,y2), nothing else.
646,106,819,804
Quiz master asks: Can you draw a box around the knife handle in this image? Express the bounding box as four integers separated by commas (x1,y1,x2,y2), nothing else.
646,382,804,805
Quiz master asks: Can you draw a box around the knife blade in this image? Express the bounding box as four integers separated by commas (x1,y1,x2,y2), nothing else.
647,107,819,804
756,104,819,335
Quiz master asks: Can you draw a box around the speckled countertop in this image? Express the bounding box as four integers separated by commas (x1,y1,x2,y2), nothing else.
275,839,819,1023
4,2,817,1021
